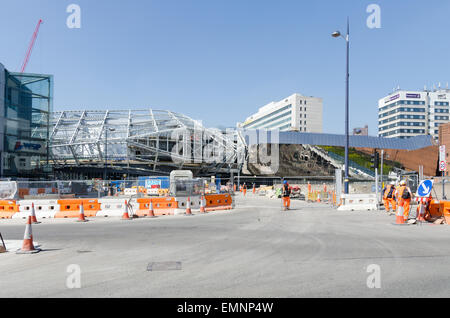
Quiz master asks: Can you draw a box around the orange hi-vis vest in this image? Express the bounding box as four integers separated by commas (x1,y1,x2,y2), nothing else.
397,186,410,200
383,185,394,199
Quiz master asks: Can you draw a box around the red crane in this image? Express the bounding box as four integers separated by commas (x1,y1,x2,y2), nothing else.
20,19,43,73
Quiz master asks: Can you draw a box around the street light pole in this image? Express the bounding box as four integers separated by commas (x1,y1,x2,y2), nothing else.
104,127,108,181
332,18,350,194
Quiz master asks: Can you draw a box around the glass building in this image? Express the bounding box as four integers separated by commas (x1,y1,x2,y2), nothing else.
0,62,53,178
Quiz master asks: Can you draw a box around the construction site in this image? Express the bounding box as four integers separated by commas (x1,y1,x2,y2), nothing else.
2,6,450,302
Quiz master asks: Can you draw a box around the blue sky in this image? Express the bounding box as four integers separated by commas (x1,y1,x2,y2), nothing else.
1,0,449,135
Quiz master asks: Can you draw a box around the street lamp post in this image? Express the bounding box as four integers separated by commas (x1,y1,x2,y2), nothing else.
104,127,116,181
332,18,350,194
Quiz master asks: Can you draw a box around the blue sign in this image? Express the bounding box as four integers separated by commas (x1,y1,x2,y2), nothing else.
417,180,433,197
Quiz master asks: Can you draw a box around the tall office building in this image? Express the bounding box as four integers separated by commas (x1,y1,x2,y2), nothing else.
238,93,323,132
378,87,450,140
0,62,53,178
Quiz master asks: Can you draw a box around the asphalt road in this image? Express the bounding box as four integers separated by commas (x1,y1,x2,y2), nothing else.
1,193,450,297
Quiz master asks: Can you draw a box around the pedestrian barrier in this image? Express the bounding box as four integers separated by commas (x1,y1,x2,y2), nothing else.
146,188,159,196
55,199,100,218
176,196,202,209
97,198,132,217
443,207,450,225
337,194,377,211
18,188,30,198
124,188,138,196
14,199,59,219
0,200,19,219
204,194,233,211
428,200,444,218
136,197,177,216
0,193,236,220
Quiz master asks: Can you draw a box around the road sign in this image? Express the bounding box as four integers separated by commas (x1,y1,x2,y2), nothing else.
417,179,433,197
440,160,447,172
440,145,446,162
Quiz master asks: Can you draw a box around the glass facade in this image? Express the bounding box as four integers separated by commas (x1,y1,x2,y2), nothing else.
1,70,53,178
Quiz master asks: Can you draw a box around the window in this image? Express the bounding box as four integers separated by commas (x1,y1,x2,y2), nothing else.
243,104,292,128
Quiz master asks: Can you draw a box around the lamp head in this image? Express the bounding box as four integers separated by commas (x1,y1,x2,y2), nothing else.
331,31,341,38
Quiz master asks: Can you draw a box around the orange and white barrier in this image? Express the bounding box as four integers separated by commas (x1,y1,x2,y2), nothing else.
137,197,178,216
337,194,377,211
55,199,100,218
176,196,202,210
204,194,233,212
0,200,20,219
97,198,136,217
14,199,59,219
0,194,235,220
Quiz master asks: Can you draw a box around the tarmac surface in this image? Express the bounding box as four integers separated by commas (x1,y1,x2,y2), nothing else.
1,193,450,297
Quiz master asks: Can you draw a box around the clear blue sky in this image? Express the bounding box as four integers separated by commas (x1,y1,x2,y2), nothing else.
1,0,449,135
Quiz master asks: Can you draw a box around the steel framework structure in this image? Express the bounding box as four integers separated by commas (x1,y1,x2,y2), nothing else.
49,110,243,175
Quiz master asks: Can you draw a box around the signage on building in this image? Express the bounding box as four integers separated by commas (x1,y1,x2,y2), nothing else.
384,94,399,103
406,93,421,99
9,140,46,154
438,94,447,99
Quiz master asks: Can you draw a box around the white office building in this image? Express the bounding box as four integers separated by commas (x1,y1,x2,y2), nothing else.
378,88,450,140
238,93,323,132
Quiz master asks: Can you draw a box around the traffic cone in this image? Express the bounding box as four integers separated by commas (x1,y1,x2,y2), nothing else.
16,216,40,254
395,204,405,224
122,200,132,220
199,195,206,213
252,184,256,194
30,203,40,224
317,192,321,203
185,197,193,216
76,202,88,222
417,202,426,222
148,199,156,218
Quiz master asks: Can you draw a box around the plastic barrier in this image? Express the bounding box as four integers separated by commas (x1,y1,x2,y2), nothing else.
176,196,202,209
146,188,159,196
55,199,100,218
97,198,134,217
204,194,233,211
124,188,138,196
14,199,59,219
136,197,178,216
428,200,444,218
19,188,30,199
0,200,19,219
337,194,377,211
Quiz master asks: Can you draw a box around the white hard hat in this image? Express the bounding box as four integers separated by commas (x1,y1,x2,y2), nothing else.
400,180,406,185
390,181,395,185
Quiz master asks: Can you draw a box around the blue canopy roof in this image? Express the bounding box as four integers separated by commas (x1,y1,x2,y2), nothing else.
241,130,434,150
